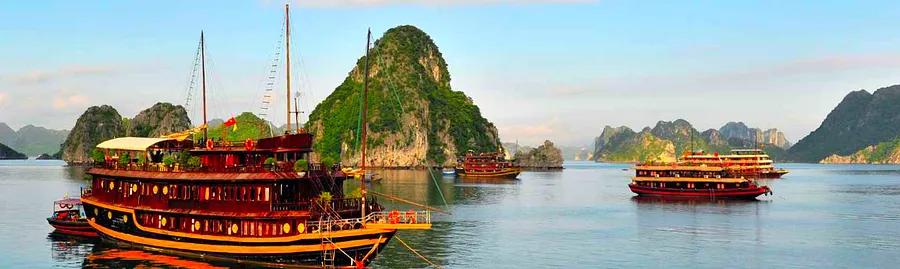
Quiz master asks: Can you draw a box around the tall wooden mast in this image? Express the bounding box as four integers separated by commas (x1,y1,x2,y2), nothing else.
201,31,208,141
360,28,372,221
285,4,292,134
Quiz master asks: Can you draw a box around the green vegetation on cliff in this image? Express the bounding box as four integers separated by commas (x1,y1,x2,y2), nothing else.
593,120,789,163
128,102,191,137
307,25,500,166
600,130,674,162
790,86,900,162
203,112,271,142
821,136,900,164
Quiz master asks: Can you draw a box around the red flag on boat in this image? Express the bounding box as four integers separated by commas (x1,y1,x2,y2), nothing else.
224,117,238,132
224,117,237,127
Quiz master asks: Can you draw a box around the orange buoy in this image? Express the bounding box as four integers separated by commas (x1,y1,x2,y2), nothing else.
389,210,400,224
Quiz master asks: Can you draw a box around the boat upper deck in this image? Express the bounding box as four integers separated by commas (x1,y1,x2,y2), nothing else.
89,133,338,180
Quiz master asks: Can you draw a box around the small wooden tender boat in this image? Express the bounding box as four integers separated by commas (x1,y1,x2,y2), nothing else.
441,167,456,176
47,197,98,237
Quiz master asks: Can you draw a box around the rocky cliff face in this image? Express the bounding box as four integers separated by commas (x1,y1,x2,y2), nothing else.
719,122,791,149
127,102,191,137
701,129,728,147
61,105,125,164
790,86,900,162
650,119,708,155
514,140,564,169
307,25,500,167
592,119,788,163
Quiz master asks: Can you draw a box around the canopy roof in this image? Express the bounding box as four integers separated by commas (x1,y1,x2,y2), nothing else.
96,137,175,151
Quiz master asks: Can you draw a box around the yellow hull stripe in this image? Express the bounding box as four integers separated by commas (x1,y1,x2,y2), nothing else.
82,196,395,243
89,219,387,254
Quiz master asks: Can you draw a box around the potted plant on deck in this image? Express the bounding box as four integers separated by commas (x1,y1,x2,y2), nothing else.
294,159,308,177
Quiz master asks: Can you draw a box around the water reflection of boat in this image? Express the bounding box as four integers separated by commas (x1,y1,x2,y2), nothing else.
47,196,98,238
85,247,229,269
456,177,520,185
630,195,765,205
48,233,95,265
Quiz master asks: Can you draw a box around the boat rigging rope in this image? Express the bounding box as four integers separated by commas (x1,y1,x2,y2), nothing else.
369,190,448,214
183,38,202,116
395,235,443,269
425,161,451,213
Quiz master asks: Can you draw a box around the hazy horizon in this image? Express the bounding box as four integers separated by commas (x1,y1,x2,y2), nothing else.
4,1,900,147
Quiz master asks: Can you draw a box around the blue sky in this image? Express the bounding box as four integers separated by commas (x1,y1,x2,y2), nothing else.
3,1,900,146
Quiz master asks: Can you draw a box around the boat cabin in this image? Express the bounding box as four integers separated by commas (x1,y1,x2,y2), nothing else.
87,134,351,216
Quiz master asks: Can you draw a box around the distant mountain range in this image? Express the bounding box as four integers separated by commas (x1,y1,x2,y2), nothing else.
592,120,790,163
0,142,27,159
0,123,69,157
791,85,900,163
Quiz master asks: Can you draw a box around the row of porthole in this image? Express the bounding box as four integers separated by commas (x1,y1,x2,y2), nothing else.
96,206,311,237
101,180,169,195
149,215,308,236
95,208,129,224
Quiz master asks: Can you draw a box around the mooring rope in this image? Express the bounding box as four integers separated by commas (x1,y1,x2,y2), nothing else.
395,235,442,269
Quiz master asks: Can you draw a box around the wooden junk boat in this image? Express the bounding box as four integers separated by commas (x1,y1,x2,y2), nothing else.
455,151,521,179
47,196,98,237
79,6,430,267
680,149,788,178
629,164,772,199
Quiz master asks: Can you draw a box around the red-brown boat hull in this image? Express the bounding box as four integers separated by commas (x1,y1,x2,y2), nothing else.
48,218,98,237
628,184,770,199
456,168,521,179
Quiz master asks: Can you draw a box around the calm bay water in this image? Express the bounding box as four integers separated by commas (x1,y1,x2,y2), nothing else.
2,160,900,268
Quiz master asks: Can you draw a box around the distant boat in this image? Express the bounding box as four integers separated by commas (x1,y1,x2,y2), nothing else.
441,167,456,175
680,149,788,178
455,151,521,179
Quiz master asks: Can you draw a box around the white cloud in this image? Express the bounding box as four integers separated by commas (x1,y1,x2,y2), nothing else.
51,91,89,110
5,64,119,85
0,92,6,104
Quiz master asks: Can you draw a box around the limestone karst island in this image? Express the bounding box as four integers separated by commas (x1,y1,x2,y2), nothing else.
3,2,900,268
